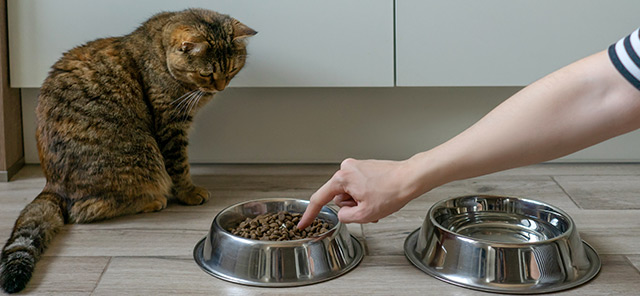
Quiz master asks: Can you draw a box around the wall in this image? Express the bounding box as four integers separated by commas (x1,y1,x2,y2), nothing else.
12,1,640,164
21,87,640,164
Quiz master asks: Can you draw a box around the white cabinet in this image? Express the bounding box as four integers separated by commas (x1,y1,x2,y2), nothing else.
396,0,640,86
8,0,394,88
10,0,640,88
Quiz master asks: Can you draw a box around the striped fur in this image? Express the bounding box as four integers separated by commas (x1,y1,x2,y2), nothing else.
0,9,255,293
0,192,66,293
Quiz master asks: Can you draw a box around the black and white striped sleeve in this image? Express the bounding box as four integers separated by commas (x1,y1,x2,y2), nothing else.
609,28,640,91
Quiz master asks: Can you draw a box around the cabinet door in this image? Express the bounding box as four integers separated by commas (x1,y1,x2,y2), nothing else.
396,0,640,86
8,0,394,87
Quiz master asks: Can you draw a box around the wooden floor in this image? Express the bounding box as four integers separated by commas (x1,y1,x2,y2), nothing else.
2,163,640,295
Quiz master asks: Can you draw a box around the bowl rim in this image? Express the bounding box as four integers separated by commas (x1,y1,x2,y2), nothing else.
194,233,365,287
403,228,601,294
212,198,341,244
427,194,576,246
194,198,365,287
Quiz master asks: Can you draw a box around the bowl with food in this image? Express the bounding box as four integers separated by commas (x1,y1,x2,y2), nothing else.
194,198,364,287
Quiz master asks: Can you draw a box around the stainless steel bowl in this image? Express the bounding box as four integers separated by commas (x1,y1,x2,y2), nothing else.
194,198,364,287
404,195,600,294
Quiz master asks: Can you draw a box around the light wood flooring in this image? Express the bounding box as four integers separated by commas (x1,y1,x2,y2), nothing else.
1,163,640,295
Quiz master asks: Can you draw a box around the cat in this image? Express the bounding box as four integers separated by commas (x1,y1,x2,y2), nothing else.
0,8,256,293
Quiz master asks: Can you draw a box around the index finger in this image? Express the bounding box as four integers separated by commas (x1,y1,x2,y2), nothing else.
297,176,344,229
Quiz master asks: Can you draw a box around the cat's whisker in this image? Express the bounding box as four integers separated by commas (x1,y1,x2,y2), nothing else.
171,90,197,105
181,93,194,117
170,91,191,105
175,90,203,117
178,91,198,121
177,102,194,120
189,91,204,120
174,90,198,112
183,91,204,121
173,95,197,116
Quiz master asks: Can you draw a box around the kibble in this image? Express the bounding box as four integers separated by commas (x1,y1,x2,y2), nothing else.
228,211,333,241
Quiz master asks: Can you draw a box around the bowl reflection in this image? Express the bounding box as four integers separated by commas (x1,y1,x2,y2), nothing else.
405,195,600,294
194,198,364,287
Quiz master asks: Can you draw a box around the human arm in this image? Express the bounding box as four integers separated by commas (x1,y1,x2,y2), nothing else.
298,49,640,229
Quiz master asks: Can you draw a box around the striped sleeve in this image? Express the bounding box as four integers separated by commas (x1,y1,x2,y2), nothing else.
609,28,640,91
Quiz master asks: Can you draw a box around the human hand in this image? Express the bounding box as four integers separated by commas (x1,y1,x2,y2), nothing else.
297,158,419,229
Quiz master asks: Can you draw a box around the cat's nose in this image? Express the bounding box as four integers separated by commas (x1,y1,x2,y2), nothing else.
213,79,228,91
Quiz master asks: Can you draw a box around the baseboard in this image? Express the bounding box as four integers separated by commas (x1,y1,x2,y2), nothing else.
0,157,25,182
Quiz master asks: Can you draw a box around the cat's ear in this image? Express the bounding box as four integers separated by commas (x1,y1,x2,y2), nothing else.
231,19,257,42
179,41,207,55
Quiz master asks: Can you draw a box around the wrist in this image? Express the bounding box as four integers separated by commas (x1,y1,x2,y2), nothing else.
403,149,455,199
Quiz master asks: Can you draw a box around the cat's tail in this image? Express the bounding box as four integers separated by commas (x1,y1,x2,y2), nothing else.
0,191,67,293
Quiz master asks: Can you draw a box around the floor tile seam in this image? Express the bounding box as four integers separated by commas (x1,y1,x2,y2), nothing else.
84,255,193,260
41,255,114,258
550,176,582,209
91,256,112,295
61,227,208,232
623,256,640,276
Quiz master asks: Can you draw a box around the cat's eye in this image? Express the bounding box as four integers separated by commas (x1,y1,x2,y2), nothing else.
199,72,213,78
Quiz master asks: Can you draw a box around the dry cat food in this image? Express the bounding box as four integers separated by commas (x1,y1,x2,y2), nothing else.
228,211,333,241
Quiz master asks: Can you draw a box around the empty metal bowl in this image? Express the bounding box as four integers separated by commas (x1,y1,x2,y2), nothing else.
404,195,600,294
193,198,364,287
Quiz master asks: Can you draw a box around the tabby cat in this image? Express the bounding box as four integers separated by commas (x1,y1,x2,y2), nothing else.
0,8,256,293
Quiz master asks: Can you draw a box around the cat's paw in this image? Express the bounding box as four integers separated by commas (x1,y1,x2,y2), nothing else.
175,186,210,205
141,195,168,213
